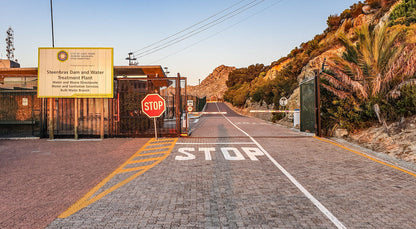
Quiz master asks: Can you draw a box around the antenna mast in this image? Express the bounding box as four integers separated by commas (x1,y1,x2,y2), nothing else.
6,27,16,62
126,52,138,66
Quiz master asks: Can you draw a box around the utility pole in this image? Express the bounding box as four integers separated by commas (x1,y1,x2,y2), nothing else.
315,58,326,137
126,52,138,66
48,0,55,140
50,0,55,48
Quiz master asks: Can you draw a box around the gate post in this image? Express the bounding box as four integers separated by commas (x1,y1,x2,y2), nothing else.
300,78,316,133
175,73,181,136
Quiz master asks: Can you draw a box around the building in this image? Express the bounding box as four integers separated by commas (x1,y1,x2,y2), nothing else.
0,63,188,138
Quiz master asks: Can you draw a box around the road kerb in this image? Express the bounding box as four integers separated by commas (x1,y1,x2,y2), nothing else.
313,136,416,178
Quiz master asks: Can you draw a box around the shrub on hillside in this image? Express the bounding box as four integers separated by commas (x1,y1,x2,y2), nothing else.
327,14,342,32
226,64,267,88
389,0,416,26
395,84,416,116
224,83,251,107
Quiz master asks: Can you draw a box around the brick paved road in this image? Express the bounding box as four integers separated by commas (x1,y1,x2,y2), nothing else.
4,102,416,228
0,138,149,229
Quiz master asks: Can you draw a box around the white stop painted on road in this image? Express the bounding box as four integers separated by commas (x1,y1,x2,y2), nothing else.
175,147,265,161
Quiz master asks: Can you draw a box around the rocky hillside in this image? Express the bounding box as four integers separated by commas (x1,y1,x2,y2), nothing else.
196,0,416,163
224,0,415,117
196,0,415,119
187,65,235,99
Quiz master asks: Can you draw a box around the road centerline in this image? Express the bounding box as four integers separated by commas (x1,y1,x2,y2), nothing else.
176,142,256,145
215,102,346,229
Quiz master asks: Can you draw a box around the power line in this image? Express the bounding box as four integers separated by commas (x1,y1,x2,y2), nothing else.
134,0,265,59
149,0,286,64
132,0,249,54
134,0,263,57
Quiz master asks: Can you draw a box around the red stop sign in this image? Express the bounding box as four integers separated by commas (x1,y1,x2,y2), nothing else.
141,94,166,118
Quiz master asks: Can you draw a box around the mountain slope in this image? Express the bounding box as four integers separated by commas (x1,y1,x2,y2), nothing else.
187,65,235,99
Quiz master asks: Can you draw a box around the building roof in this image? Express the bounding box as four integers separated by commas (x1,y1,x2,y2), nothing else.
0,65,169,90
0,66,166,78
114,65,166,77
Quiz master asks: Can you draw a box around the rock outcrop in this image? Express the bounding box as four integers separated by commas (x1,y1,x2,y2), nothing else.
265,58,291,80
188,65,235,99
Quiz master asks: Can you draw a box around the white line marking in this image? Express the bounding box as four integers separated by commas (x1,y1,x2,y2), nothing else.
189,111,227,115
176,142,256,145
215,102,346,229
47,139,102,142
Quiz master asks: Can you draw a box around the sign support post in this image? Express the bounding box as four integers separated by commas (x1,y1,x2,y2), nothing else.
48,98,54,140
74,98,78,140
141,94,166,140
101,98,105,139
154,118,158,140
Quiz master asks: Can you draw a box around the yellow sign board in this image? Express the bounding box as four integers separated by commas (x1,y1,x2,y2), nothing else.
38,48,113,98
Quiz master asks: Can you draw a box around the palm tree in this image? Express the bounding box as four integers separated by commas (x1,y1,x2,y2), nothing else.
321,24,416,133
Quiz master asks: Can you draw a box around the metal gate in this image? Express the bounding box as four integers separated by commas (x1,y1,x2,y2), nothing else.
300,78,315,133
44,76,187,138
113,77,183,137
0,91,41,138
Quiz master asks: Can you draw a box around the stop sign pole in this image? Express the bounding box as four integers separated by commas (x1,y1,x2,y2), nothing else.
141,94,166,139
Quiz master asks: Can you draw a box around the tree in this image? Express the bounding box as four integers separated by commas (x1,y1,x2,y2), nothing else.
322,24,415,101
321,24,416,131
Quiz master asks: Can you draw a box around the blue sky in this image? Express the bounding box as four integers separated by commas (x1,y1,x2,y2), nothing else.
1,0,358,85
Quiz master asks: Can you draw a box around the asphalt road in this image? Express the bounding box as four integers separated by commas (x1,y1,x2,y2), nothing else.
2,102,416,228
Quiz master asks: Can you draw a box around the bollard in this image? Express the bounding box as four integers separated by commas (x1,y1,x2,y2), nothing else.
293,109,300,127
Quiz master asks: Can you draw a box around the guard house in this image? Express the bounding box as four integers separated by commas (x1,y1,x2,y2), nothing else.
0,64,185,138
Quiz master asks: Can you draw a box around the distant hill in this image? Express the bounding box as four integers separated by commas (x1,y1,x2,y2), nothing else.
187,65,235,100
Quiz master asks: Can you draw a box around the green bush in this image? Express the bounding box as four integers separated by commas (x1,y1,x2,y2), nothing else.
224,83,251,107
389,0,416,26
226,64,267,88
395,84,416,116
251,87,264,102
321,83,416,135
321,92,373,134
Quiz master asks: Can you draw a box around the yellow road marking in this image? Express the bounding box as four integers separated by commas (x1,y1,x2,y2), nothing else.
139,152,168,156
143,146,170,151
128,158,159,163
314,136,416,178
150,138,176,143
118,166,151,173
58,138,178,218
144,145,171,150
